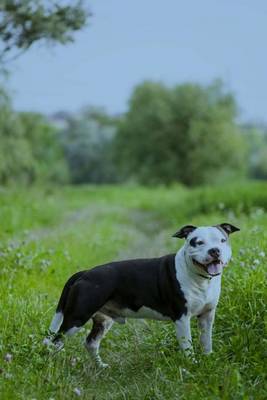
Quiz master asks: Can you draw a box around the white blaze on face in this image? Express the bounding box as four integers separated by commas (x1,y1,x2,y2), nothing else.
185,226,232,275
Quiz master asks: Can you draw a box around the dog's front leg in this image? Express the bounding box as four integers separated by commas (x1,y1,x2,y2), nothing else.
198,308,216,354
175,314,193,355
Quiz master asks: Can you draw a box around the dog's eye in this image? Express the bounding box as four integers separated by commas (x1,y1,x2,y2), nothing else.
221,238,226,243
197,241,204,245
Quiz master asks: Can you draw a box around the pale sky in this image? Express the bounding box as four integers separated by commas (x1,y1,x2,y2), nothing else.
7,0,267,122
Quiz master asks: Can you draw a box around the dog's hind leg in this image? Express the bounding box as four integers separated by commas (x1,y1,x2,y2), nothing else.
50,280,111,345
45,312,84,351
85,313,114,368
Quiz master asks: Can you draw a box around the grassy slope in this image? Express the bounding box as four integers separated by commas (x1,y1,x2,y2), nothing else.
0,183,267,400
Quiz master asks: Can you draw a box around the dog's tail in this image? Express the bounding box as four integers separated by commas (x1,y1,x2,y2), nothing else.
49,271,84,334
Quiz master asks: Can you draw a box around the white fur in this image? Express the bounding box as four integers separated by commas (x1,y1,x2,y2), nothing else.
175,251,222,317
198,308,216,354
118,306,171,321
174,226,233,354
186,226,232,269
100,301,170,321
85,315,113,368
49,312,64,333
65,326,81,336
175,314,192,352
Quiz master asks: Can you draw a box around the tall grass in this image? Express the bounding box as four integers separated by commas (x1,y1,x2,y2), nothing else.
0,181,266,399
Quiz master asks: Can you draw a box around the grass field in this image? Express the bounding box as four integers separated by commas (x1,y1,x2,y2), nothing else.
0,182,267,399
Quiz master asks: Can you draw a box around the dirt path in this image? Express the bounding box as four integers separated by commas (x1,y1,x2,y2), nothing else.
7,202,171,259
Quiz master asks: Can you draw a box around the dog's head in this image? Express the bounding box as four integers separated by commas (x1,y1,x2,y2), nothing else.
173,223,240,276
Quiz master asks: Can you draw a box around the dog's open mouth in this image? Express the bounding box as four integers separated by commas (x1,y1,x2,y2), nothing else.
192,258,223,276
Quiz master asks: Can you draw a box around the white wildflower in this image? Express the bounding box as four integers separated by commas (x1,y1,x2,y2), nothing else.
43,337,52,346
74,388,82,396
4,353,12,362
71,357,77,367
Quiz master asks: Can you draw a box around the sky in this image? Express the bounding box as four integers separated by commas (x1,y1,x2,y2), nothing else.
7,0,267,123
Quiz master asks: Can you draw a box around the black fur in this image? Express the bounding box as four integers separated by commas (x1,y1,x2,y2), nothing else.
189,237,198,247
172,225,197,239
56,254,187,335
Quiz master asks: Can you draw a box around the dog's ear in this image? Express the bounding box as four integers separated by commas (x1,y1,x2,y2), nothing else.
217,223,240,235
172,225,197,239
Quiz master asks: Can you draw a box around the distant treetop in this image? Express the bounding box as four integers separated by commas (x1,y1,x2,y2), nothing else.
0,0,90,63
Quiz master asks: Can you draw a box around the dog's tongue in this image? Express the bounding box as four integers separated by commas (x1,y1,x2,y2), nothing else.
207,262,223,275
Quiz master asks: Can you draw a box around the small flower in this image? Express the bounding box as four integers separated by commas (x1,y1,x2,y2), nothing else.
71,357,77,367
259,251,265,258
43,337,52,346
253,259,260,265
4,353,12,362
73,388,82,396
40,259,51,269
240,261,245,267
218,202,225,210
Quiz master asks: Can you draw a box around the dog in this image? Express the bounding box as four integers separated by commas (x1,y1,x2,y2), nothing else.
44,223,239,367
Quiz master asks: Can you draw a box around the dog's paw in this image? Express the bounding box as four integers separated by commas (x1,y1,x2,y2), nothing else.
54,340,64,352
43,337,52,346
98,361,109,369
43,337,64,353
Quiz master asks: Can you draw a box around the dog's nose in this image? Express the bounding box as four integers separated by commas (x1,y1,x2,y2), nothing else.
208,247,220,258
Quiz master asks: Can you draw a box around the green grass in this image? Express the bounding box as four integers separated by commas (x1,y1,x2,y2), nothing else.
0,182,267,399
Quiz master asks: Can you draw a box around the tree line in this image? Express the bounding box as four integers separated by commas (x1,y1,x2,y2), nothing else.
0,1,266,187
0,79,267,187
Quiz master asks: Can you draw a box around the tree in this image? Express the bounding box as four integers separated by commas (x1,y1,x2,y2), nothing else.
0,0,90,62
0,87,35,184
243,124,267,180
253,148,267,179
115,80,247,186
61,109,118,184
0,85,69,185
18,112,69,183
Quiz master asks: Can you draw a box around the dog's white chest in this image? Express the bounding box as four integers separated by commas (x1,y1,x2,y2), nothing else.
182,279,221,316
175,252,221,316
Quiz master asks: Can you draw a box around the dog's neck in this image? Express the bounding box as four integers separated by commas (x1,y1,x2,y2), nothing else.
175,246,221,288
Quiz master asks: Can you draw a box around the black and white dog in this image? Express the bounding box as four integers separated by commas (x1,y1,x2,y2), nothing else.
45,223,239,367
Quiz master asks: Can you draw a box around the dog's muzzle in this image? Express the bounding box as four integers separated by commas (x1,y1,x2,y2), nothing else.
192,258,223,276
